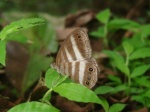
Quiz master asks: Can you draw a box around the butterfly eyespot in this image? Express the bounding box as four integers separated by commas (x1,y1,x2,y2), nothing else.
85,81,90,85
89,68,93,71
87,76,91,80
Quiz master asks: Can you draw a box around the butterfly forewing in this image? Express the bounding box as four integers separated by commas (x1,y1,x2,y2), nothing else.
52,29,99,88
55,29,92,65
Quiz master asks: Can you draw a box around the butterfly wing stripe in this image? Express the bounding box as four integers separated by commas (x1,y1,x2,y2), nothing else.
79,62,86,85
74,62,80,83
71,62,76,80
65,47,73,61
70,35,84,60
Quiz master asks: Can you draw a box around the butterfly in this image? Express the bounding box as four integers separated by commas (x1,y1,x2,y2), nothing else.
51,29,99,88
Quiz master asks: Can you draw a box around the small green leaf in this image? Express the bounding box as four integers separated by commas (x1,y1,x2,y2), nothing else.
108,19,140,32
45,68,60,89
103,50,130,76
107,75,122,84
122,41,134,56
131,65,150,78
0,18,46,40
0,41,6,66
111,84,128,93
108,103,126,112
140,24,150,38
90,27,105,38
130,47,150,60
45,68,67,89
53,83,101,104
8,101,59,112
144,90,150,98
96,9,111,24
134,76,150,88
130,87,144,94
94,86,114,94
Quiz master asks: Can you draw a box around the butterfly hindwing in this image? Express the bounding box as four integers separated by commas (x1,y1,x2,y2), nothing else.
58,59,98,88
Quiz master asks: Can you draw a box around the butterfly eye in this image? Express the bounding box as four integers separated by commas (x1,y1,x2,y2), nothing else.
89,68,93,71
85,81,90,85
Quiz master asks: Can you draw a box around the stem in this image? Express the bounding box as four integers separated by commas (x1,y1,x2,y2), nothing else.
42,88,52,102
104,24,108,49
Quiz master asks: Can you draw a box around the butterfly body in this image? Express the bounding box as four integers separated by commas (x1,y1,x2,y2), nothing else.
51,29,99,88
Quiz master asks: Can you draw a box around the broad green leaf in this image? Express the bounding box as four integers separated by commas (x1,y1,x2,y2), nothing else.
8,101,59,112
103,50,130,76
108,103,126,112
96,9,111,24
108,19,140,32
131,65,150,78
122,41,134,56
130,47,150,60
94,86,114,94
53,83,109,111
5,33,28,43
0,41,6,66
53,83,101,104
90,27,105,38
0,18,45,40
107,75,122,84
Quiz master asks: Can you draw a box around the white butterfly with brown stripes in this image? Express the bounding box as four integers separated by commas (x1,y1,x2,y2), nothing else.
51,29,99,88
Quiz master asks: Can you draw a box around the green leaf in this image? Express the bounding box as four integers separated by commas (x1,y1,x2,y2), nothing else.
108,103,126,112
53,83,109,111
130,87,144,94
108,19,140,32
94,86,114,94
90,27,105,38
130,47,150,60
0,41,6,66
45,68,67,89
54,83,101,103
103,50,130,76
45,68,60,89
0,18,46,40
22,54,50,93
111,84,128,93
96,9,111,24
122,40,134,56
131,65,150,78
140,24,150,38
8,101,59,112
33,23,58,53
144,90,150,98
133,76,150,88
107,75,122,84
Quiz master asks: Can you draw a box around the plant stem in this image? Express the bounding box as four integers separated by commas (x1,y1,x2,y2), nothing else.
42,88,52,102
104,24,108,49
